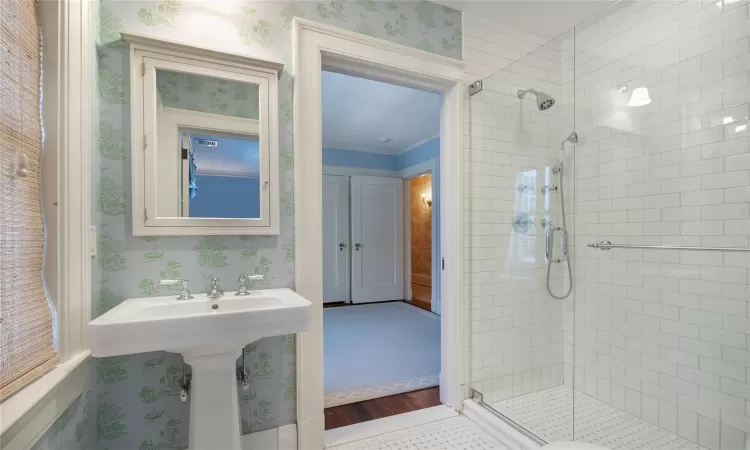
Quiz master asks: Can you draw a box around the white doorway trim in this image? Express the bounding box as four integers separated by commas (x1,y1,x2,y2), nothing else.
401,159,440,314
293,18,465,450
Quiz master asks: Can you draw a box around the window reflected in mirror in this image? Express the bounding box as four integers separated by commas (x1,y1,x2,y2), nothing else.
182,132,261,219
154,68,262,220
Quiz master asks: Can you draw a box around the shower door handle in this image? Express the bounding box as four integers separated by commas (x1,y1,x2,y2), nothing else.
561,228,569,260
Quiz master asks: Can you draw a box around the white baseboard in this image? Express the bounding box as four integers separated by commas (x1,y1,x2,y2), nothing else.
462,399,541,450
241,424,298,450
297,415,325,450
325,405,457,448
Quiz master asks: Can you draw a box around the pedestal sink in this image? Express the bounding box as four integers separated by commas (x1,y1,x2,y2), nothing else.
89,288,312,450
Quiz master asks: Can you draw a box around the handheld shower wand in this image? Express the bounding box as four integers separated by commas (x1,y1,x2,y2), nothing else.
545,132,577,300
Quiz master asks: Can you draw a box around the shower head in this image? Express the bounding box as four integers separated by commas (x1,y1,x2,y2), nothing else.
517,89,556,111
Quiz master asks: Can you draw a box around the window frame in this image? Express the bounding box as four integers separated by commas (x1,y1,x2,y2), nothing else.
0,0,93,447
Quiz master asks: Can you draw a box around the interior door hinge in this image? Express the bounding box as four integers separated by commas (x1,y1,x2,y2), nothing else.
141,61,145,76
143,135,147,150
144,208,148,221
442,257,445,270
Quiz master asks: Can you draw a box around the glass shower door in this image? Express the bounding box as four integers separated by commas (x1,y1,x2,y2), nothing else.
466,29,576,444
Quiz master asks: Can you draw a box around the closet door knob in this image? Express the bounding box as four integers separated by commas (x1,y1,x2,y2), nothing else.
339,243,347,251
355,243,362,251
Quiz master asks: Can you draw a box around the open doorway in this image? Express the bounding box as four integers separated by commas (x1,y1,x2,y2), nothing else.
319,71,441,429
293,18,464,448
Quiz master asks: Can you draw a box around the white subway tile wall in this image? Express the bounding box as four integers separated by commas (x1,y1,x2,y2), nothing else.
465,1,749,449
569,1,748,449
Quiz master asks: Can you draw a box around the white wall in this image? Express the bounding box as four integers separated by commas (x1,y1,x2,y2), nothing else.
568,1,749,449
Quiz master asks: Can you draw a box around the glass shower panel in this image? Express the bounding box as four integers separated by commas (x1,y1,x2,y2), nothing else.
467,29,575,443
573,1,749,448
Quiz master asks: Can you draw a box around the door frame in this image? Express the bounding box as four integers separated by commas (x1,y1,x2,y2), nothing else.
293,18,464,449
401,159,440,314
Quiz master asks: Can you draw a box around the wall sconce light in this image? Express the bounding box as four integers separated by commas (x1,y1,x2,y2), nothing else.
422,193,432,207
628,87,651,107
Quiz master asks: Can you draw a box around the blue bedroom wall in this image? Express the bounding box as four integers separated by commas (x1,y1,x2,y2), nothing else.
323,137,439,172
190,175,261,218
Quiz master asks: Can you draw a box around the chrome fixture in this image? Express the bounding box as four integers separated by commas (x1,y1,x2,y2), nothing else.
517,89,556,110
588,241,750,252
517,183,535,193
541,185,558,194
236,275,249,296
235,274,265,296
545,222,568,264
563,131,578,146
179,367,191,402
159,279,194,300
469,80,483,96
208,277,224,299
512,213,534,234
237,347,250,392
545,132,578,300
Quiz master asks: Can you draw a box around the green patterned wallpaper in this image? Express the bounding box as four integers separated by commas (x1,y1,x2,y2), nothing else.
90,1,460,449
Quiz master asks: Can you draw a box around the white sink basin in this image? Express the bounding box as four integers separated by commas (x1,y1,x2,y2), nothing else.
88,288,312,450
89,288,311,357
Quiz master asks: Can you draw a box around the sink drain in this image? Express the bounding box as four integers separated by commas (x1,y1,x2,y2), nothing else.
211,304,219,310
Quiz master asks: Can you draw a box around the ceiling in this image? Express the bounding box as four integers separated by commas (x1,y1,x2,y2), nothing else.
437,0,615,39
322,71,441,155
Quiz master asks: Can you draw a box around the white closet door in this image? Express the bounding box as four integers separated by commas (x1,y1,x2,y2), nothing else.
322,175,350,303
350,175,404,303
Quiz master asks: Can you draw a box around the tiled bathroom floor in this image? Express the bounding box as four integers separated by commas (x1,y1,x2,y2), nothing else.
327,416,508,449
491,385,707,450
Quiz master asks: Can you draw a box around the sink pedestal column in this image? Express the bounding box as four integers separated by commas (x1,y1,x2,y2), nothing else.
183,349,243,450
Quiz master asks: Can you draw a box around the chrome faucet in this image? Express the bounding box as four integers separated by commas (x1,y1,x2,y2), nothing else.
235,274,265,296
207,277,224,299
159,279,193,300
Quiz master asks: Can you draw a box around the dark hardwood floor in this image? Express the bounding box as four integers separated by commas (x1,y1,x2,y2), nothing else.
324,387,440,430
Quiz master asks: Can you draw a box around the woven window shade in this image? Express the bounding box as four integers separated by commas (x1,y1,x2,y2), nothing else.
0,0,58,401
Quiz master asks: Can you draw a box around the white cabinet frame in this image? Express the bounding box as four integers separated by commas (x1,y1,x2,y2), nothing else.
124,33,282,235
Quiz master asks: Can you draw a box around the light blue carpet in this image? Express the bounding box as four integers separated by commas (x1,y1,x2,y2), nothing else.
324,301,441,393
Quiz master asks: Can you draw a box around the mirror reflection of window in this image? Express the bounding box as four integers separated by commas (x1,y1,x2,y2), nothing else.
153,68,262,220
181,132,261,219
509,169,538,265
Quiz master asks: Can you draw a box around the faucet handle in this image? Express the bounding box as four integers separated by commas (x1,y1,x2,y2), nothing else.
159,279,193,300
236,274,249,296
208,276,224,297
247,274,264,281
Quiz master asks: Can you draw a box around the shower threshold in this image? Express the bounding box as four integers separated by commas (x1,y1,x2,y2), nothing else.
471,389,548,446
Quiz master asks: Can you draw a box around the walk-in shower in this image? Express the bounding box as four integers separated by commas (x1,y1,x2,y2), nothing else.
467,2,750,448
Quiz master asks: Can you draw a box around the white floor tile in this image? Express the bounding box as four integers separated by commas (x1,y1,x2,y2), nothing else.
491,386,708,450
327,416,508,449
